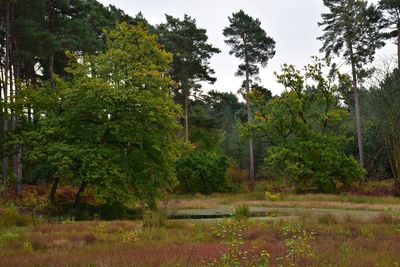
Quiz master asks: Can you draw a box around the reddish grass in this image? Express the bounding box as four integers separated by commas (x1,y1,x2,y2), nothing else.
0,243,225,267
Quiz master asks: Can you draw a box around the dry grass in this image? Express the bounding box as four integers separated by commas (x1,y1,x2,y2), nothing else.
0,212,400,266
1,193,400,266
174,192,400,212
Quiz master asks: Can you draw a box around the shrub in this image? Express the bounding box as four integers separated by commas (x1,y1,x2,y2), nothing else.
234,204,250,219
176,151,229,194
0,232,20,245
226,163,248,192
0,205,35,229
265,191,280,201
142,210,166,228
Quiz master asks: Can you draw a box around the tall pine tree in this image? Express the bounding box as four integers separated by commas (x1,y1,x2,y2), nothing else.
378,0,400,71
223,10,275,186
318,0,384,168
157,15,220,142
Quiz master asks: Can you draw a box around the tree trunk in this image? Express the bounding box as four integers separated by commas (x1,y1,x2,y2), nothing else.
49,176,60,204
244,60,255,187
12,58,22,197
397,21,400,72
47,0,56,91
48,53,55,90
75,181,87,206
349,46,364,169
2,3,10,184
184,89,189,142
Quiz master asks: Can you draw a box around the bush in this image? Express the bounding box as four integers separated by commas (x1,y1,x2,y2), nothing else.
142,210,166,228
176,151,229,194
234,204,250,219
0,205,35,229
265,191,280,201
267,135,365,193
226,162,248,192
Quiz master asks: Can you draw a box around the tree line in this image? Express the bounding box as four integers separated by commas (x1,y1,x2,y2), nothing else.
0,0,399,207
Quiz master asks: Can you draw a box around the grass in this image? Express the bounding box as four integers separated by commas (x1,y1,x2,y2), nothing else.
173,192,400,211
1,192,400,266
0,212,400,266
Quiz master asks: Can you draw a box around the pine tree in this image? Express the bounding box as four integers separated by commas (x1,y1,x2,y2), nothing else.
378,0,400,71
318,0,384,168
223,10,275,186
157,15,220,142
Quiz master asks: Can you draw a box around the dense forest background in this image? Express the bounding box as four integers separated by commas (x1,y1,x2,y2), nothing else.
0,0,399,211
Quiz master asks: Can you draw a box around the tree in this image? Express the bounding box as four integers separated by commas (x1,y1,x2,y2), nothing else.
223,10,276,185
246,60,365,192
0,0,146,193
318,0,384,168
379,0,400,70
367,70,400,193
157,15,220,142
16,22,182,207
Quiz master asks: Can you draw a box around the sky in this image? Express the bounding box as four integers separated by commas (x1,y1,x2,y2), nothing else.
98,0,397,96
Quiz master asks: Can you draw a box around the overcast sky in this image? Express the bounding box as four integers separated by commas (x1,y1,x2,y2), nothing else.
98,0,396,95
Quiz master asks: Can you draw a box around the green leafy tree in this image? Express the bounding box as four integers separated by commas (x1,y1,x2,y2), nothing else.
246,60,365,192
16,22,182,207
157,15,220,142
223,10,276,185
176,151,229,194
318,0,384,168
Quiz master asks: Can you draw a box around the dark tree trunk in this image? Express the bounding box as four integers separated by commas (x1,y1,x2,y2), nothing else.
49,176,60,204
2,3,10,183
46,0,56,91
12,58,22,196
75,181,87,206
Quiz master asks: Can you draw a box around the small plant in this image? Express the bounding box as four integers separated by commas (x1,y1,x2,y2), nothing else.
205,219,270,267
23,240,33,251
0,232,20,245
281,221,314,266
142,210,166,228
265,191,280,201
121,229,140,243
234,204,250,219
0,204,34,229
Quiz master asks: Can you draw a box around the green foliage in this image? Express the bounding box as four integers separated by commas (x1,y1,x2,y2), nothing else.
234,204,250,220
157,14,220,87
189,91,248,167
223,10,275,81
318,0,384,69
378,0,400,48
247,60,365,192
366,71,400,192
265,191,280,201
225,163,248,192
0,232,20,245
16,22,182,207
0,205,35,229
176,151,229,194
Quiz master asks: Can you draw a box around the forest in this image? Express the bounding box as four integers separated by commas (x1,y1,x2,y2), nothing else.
0,0,400,266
